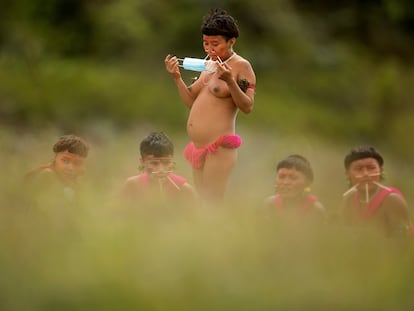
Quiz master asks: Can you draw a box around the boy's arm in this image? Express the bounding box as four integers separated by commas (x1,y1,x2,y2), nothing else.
218,59,256,114
119,178,139,201
384,193,411,236
263,195,275,208
165,54,202,109
172,75,203,109
339,195,354,226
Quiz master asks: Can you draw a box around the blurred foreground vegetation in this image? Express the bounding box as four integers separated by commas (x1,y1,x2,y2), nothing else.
1,1,414,309
2,196,414,310
2,129,414,310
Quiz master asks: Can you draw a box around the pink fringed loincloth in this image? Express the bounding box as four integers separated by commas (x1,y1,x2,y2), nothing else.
183,134,242,169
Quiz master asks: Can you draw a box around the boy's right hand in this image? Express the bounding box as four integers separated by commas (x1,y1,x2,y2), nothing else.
165,54,181,80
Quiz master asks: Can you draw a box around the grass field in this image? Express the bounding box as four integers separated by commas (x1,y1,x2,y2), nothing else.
1,126,414,310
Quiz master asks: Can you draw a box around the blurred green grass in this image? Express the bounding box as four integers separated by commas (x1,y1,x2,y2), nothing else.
1,127,414,310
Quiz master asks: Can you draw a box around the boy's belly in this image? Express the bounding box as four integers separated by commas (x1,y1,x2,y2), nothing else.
187,100,236,147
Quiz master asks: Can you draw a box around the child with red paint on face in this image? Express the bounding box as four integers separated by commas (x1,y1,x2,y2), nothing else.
120,132,197,207
341,146,413,237
25,134,89,201
264,155,325,220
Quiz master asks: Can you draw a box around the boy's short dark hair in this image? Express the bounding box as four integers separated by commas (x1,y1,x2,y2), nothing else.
201,9,239,39
140,132,174,158
344,146,384,170
53,134,89,158
276,154,314,182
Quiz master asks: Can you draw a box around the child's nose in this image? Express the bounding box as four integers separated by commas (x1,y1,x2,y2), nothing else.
279,179,289,185
206,48,215,54
65,162,75,170
362,167,370,175
154,163,169,170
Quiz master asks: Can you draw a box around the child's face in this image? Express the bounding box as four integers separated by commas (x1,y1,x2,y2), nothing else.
275,167,309,199
53,150,86,185
347,157,382,192
203,35,234,61
140,155,174,179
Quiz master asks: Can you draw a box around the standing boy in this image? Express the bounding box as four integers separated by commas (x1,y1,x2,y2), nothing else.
165,9,256,203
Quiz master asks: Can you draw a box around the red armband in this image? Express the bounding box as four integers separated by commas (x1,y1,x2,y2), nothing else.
247,85,256,94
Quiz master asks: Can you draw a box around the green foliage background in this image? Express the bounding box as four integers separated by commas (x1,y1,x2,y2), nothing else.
2,0,414,154
2,0,414,199
2,0,414,309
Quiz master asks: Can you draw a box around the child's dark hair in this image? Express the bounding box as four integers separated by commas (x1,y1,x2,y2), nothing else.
53,134,89,158
201,9,239,40
344,146,384,170
140,132,174,158
277,154,314,182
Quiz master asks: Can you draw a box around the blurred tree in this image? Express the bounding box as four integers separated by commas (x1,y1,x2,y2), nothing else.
1,0,414,161
293,0,414,62
4,0,95,56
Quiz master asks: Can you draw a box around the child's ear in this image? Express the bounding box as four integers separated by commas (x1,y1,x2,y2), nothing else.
345,170,352,186
51,155,57,166
380,167,385,181
138,158,144,171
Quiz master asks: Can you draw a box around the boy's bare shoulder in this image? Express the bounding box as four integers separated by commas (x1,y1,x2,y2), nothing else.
33,167,57,183
122,175,143,189
264,195,276,207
